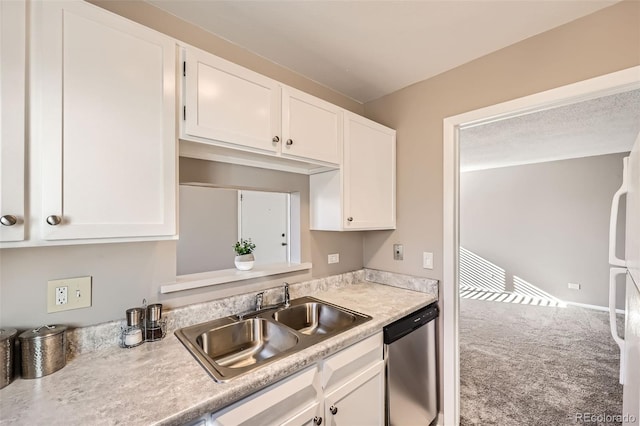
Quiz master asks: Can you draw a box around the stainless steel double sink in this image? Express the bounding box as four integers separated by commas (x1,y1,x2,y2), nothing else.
175,296,371,382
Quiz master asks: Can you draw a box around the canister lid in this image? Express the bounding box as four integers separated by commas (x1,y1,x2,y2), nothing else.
0,328,17,342
18,325,67,341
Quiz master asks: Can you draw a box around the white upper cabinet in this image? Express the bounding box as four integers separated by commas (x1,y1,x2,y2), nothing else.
282,86,342,165
32,0,176,241
343,112,396,230
310,113,396,231
0,1,26,242
183,48,281,154
180,47,342,171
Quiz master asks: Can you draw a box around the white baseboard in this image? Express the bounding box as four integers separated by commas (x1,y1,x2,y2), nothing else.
565,301,624,314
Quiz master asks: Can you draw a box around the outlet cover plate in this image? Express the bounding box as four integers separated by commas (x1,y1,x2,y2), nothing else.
328,253,340,264
568,282,581,290
47,276,92,313
393,244,403,260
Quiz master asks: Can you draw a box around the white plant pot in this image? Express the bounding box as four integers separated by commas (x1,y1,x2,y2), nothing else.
234,253,255,271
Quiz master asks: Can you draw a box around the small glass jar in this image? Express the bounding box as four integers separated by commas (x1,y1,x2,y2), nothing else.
120,308,144,348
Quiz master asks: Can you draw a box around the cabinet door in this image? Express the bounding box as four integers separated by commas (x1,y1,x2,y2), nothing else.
282,86,341,165
343,112,396,230
0,0,26,242
34,0,176,240
324,361,385,426
183,48,281,154
212,366,320,426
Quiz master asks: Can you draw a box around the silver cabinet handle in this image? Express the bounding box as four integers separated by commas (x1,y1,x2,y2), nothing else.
329,406,338,415
272,136,280,143
313,416,322,425
0,215,17,226
286,139,293,146
46,215,62,226
347,217,353,222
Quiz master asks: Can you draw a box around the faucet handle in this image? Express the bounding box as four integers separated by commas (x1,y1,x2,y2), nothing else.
255,292,265,311
283,282,290,307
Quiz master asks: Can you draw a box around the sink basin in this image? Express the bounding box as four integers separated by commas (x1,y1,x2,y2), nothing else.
175,296,371,382
273,302,357,335
196,318,298,368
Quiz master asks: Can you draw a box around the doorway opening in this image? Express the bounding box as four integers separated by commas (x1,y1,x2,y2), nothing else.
443,66,640,425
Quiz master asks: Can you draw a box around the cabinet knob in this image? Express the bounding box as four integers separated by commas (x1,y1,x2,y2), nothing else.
313,416,322,425
329,406,338,415
286,139,293,146
46,215,62,226
0,215,17,226
272,136,280,143
347,217,353,222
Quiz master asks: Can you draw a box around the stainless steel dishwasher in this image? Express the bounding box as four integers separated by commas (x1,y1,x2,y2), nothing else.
384,301,438,425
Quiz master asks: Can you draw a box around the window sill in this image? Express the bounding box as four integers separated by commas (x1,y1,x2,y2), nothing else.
160,262,313,294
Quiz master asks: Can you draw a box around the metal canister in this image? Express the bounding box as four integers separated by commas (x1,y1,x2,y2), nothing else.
0,328,17,389
19,325,67,379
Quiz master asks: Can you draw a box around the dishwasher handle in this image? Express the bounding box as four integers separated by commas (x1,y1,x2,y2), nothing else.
383,302,438,345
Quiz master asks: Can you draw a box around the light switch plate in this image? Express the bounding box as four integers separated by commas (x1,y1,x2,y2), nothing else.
423,252,434,269
47,276,92,313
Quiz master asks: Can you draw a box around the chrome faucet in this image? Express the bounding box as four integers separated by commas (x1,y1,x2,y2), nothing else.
255,291,264,311
283,282,290,308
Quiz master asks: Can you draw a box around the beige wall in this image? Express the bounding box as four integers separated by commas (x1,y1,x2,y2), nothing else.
177,186,238,275
363,0,639,413
363,0,640,281
461,153,628,310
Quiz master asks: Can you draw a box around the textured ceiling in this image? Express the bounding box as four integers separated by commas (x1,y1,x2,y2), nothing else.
147,0,617,103
460,89,640,172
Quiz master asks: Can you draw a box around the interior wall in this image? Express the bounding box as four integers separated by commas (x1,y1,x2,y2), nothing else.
460,153,628,309
177,186,238,275
363,0,639,414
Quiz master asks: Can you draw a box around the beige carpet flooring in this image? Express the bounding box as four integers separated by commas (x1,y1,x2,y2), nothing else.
460,297,624,426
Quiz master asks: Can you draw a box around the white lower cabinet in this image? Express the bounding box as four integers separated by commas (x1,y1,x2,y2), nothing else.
211,366,320,426
208,333,384,426
323,362,385,426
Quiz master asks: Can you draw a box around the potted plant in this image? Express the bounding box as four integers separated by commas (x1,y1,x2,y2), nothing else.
234,239,256,271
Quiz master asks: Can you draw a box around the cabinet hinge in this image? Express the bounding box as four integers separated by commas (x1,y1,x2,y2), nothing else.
183,61,186,77
183,106,186,121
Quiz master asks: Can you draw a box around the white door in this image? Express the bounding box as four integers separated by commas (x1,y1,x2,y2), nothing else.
343,112,396,230
0,0,26,242
239,190,289,265
183,47,281,153
323,361,385,426
282,86,341,165
34,0,176,240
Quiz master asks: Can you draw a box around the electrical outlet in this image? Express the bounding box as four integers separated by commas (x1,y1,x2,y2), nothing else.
423,252,434,269
328,253,340,264
55,286,68,305
48,276,92,313
568,282,581,290
393,244,403,260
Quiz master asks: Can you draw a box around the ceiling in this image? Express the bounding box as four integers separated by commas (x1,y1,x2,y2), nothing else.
460,89,640,172
148,0,618,103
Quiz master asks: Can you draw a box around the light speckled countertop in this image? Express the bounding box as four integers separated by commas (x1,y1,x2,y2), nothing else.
0,282,436,426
